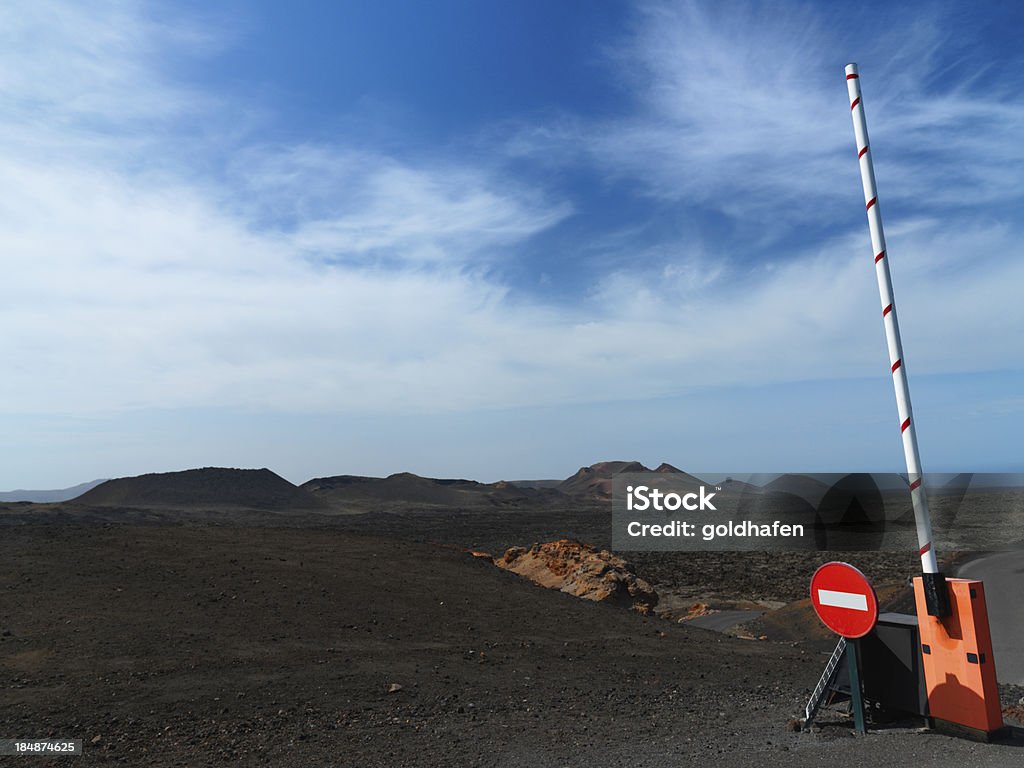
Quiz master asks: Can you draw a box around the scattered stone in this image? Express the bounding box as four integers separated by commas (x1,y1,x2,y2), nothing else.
388,683,403,694
1003,705,1024,724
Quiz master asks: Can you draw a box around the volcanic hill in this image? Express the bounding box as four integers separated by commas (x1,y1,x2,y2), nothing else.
556,460,703,500
301,472,558,510
74,468,326,511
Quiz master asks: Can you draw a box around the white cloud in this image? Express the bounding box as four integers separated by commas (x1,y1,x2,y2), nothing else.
0,145,574,414
509,2,1024,224
0,0,223,163
499,1,1024,386
0,1,572,416
2,0,1023,430
230,145,572,264
505,1,853,222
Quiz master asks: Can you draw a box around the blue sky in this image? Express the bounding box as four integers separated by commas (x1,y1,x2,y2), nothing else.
3,0,1024,489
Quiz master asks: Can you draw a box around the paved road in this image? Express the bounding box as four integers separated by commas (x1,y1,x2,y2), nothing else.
957,550,1024,685
688,609,764,632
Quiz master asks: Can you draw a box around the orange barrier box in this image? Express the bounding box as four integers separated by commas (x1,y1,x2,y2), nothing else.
913,577,1003,735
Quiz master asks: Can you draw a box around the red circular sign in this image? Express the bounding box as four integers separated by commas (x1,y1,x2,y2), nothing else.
810,561,878,638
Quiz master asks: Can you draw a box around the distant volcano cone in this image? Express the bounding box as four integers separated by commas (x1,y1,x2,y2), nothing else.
75,468,326,511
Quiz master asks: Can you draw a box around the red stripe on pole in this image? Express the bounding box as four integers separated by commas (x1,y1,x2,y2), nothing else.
851,96,861,110
847,73,859,80
910,478,923,491
901,418,911,433
892,359,902,373
920,542,931,556
874,250,886,263
866,197,877,210
858,146,868,158
883,304,893,316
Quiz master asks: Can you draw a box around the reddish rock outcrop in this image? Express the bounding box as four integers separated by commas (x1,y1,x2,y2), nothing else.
494,539,658,614
681,602,713,621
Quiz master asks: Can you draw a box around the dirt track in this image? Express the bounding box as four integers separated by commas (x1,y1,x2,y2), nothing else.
2,513,1024,766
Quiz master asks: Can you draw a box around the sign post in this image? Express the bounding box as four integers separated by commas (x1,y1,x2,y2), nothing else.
811,562,878,734
847,640,866,735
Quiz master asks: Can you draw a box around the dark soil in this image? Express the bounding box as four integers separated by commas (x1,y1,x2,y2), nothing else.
2,508,1023,766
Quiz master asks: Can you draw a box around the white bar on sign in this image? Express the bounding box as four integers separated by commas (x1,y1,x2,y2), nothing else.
817,589,868,612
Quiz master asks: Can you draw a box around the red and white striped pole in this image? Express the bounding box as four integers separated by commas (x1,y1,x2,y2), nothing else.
845,64,944,588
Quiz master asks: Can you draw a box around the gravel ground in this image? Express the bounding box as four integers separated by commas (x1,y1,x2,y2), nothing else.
2,511,1023,766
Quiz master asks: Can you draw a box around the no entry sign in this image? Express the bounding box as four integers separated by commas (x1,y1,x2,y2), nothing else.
810,562,879,638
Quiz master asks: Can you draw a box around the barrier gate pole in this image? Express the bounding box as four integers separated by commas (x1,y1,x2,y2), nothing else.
845,63,950,616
